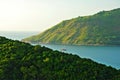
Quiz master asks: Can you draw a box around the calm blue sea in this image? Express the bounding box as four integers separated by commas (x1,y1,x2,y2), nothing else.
0,31,120,69
40,44,120,69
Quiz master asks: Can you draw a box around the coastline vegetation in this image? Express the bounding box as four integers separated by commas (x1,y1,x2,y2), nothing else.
0,36,120,80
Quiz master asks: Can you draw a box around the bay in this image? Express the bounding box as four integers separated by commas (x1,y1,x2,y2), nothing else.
40,44,120,69
0,31,120,69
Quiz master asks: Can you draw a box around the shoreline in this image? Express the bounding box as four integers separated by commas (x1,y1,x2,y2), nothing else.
25,41,120,47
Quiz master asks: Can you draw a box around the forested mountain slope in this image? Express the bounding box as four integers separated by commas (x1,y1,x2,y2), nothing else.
23,8,120,45
0,36,120,80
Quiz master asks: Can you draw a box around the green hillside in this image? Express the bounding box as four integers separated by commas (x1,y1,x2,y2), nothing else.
22,8,120,45
0,36,120,80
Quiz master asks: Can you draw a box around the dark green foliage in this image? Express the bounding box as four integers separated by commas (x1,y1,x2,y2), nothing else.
23,8,120,45
0,36,120,80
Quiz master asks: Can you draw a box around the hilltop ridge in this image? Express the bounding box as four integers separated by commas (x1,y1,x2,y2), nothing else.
23,8,120,45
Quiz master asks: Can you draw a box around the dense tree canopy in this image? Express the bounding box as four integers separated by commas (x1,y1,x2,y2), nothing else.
0,36,120,80
22,8,120,45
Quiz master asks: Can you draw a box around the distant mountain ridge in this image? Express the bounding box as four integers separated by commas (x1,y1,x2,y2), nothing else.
23,8,120,45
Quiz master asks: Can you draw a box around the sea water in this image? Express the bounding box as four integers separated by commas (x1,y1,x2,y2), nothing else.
40,44,120,69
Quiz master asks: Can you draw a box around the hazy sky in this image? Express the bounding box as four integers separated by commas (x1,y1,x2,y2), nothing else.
0,0,120,31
